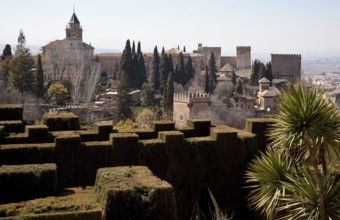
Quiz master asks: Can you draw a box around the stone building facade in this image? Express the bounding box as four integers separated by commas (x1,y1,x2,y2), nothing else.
173,92,211,128
41,12,100,85
271,54,301,84
236,46,251,70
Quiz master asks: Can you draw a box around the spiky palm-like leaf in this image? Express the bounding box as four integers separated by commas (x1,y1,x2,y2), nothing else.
270,83,340,162
245,150,292,219
278,166,340,220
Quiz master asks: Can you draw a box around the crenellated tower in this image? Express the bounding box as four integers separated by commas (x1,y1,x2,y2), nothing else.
236,46,251,70
173,92,212,128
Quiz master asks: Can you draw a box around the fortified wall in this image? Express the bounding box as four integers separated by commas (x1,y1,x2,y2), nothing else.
236,46,251,70
0,104,275,220
271,54,302,84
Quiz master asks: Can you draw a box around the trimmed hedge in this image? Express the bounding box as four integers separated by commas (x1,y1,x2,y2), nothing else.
95,166,177,220
0,126,4,137
42,113,80,131
110,133,139,166
0,163,57,204
0,120,23,133
245,118,275,152
0,104,23,121
0,187,101,220
0,143,55,165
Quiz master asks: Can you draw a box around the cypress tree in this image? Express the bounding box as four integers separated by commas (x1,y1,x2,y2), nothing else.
250,59,260,86
231,68,237,86
119,39,133,90
163,72,174,115
131,53,138,89
150,46,160,90
265,62,273,84
207,51,217,94
183,46,186,52
174,52,186,86
204,66,209,93
115,39,133,122
159,52,170,94
9,30,35,95
185,55,194,85
137,51,146,89
0,44,13,86
137,41,141,55
35,54,44,98
259,62,266,79
168,54,174,74
131,41,136,56
1,44,12,60
235,79,243,95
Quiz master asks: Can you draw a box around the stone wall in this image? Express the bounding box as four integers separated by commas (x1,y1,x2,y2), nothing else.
271,54,302,84
236,46,251,70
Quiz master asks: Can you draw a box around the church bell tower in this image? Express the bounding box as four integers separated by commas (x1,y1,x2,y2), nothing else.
65,10,83,41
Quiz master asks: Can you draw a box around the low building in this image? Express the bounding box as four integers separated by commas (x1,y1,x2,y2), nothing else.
257,77,280,112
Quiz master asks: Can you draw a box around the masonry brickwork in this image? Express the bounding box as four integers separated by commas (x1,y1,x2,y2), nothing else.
271,54,302,84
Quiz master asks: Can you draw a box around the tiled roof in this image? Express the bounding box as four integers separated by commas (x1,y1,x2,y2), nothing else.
219,63,234,72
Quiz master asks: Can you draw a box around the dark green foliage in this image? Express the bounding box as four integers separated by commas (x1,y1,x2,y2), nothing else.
183,46,186,52
231,69,237,86
1,44,12,60
35,54,44,98
136,51,147,89
163,73,174,114
159,51,170,94
250,60,273,85
168,54,174,74
265,62,273,84
0,104,23,120
137,41,141,55
207,52,217,94
42,113,80,131
174,52,186,86
150,46,160,90
114,86,132,121
141,81,155,107
259,62,266,79
0,163,57,204
119,40,133,90
131,54,138,89
0,120,23,133
204,66,209,93
250,59,261,86
235,79,243,95
131,40,136,56
95,166,177,220
9,30,35,94
0,143,55,165
185,55,194,85
0,53,12,86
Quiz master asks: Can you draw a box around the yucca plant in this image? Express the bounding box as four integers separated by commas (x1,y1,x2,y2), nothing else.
246,83,340,220
245,150,292,219
278,166,340,220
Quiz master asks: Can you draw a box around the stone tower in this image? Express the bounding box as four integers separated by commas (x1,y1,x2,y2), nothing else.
271,54,301,84
173,92,212,128
65,12,83,41
236,46,251,70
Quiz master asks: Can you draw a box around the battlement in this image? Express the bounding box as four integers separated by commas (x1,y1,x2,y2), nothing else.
236,46,251,50
173,92,211,103
271,54,301,58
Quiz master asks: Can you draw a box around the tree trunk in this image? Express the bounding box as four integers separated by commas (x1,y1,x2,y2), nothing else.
305,137,326,220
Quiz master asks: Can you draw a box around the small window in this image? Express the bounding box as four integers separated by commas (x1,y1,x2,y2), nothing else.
70,43,73,46
180,115,184,120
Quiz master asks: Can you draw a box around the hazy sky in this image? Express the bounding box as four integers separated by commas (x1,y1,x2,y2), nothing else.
1,0,340,57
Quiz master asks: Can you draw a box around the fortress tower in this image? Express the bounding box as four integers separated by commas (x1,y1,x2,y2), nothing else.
236,46,251,70
173,92,212,128
271,54,301,84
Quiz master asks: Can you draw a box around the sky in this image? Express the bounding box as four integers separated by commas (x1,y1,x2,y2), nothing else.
1,0,340,57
